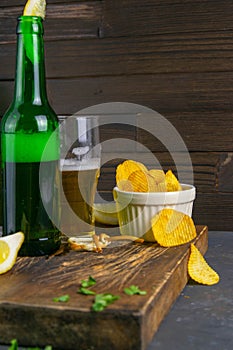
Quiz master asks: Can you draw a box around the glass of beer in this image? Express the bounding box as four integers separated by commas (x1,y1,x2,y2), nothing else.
59,115,101,237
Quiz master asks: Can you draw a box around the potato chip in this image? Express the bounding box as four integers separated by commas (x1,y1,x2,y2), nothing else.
148,169,166,192
150,208,197,246
116,160,147,187
127,170,157,192
117,179,133,191
188,243,219,285
148,169,165,184
165,170,182,192
154,181,167,192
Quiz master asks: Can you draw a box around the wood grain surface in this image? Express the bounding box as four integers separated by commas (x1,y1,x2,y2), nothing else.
0,226,208,350
0,0,232,230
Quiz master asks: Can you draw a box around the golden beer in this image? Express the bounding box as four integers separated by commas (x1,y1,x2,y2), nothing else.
60,159,100,236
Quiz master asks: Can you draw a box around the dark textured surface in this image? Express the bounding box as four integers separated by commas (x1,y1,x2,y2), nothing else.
0,231,232,350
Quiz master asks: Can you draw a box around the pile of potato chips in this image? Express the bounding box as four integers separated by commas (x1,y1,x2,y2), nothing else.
116,159,181,192
115,160,220,286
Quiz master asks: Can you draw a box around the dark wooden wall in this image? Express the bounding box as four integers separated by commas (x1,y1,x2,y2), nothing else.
0,0,233,230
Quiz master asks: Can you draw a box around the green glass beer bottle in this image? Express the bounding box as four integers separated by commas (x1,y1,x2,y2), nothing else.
1,16,61,256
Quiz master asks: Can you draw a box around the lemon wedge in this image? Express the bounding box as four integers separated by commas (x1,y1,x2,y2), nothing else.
0,232,24,275
23,0,46,19
94,202,119,226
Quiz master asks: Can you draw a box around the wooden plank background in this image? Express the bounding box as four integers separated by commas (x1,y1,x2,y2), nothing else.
0,0,233,230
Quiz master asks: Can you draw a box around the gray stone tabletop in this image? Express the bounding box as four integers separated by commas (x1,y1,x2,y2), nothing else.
148,231,233,350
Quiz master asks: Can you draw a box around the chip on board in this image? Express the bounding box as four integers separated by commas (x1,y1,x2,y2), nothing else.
188,243,220,285
150,209,197,246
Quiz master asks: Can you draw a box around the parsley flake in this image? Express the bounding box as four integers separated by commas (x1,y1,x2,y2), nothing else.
8,339,52,350
8,339,18,350
81,276,96,288
92,293,120,312
124,285,147,296
53,294,70,303
78,287,96,295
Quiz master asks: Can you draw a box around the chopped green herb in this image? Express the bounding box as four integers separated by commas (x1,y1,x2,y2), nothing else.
53,294,70,303
92,293,120,312
124,285,147,296
81,276,96,288
78,287,96,295
78,277,120,311
8,340,52,350
8,339,18,350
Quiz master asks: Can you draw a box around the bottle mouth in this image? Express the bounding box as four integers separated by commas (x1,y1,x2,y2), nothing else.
17,16,44,35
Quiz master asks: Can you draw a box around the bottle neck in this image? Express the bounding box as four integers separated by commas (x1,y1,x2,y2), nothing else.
13,16,48,105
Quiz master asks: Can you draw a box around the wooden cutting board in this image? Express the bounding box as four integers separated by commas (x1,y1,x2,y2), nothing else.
0,226,208,350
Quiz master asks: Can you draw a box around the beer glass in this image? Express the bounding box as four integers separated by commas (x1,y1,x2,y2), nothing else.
59,116,101,237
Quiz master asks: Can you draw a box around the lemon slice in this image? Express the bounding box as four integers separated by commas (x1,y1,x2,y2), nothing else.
0,232,24,275
23,0,46,19
94,202,119,226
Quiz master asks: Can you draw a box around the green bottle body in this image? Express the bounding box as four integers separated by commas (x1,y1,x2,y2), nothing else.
1,16,61,256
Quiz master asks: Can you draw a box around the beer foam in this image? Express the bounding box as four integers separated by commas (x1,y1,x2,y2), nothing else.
60,157,100,171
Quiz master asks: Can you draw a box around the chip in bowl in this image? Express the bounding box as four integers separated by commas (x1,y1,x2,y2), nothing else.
165,170,182,192
116,160,148,191
127,169,157,192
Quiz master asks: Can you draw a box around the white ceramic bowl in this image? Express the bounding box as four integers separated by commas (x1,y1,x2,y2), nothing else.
113,184,196,238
